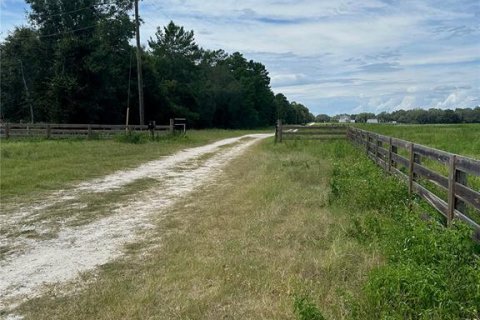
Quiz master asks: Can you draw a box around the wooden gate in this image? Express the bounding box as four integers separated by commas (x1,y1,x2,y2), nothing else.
275,120,347,143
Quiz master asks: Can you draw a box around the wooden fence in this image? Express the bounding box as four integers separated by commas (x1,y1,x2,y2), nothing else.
0,119,184,139
347,127,480,238
275,120,347,143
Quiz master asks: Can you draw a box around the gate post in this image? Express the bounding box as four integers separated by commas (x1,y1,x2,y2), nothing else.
277,119,283,142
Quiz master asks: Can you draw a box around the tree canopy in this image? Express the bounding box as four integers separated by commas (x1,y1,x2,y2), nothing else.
1,3,312,128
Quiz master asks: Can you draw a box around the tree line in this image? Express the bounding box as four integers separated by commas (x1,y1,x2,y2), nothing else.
0,0,314,128
316,107,480,124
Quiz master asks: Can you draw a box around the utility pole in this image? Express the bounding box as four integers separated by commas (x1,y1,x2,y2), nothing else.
135,0,145,125
19,60,34,124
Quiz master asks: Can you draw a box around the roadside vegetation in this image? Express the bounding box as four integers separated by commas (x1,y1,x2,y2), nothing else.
13,134,480,319
330,142,480,319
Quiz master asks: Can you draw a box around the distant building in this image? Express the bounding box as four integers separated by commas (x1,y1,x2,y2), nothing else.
339,115,353,123
367,119,379,124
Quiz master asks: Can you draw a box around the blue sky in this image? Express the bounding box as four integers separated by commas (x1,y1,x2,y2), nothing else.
1,0,479,115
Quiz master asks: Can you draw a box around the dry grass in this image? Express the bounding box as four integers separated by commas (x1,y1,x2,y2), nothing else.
16,140,381,319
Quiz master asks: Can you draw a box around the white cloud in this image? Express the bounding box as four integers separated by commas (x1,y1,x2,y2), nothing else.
1,0,479,115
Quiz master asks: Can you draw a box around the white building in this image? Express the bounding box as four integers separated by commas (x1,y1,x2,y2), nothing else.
367,119,379,124
339,115,352,123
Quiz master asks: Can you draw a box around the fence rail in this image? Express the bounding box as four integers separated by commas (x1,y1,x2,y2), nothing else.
0,119,184,139
275,120,347,143
347,127,480,238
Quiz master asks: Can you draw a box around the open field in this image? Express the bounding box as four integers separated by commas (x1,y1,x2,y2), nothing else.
1,127,480,319
356,124,480,158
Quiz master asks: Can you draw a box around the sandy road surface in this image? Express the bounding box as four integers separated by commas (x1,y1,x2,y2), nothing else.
0,133,272,315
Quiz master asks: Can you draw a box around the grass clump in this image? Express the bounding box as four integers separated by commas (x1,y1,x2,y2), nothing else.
330,144,480,319
294,295,326,320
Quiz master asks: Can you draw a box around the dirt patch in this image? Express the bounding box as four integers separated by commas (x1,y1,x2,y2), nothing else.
0,134,272,316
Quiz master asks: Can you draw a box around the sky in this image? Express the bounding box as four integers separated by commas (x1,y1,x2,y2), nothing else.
1,0,479,116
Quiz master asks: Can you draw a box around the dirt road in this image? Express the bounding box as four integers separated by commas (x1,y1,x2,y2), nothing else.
0,134,272,316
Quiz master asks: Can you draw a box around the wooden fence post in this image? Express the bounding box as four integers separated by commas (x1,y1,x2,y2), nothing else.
278,119,283,143
408,143,415,198
169,119,174,134
388,137,393,173
275,120,279,143
87,125,92,139
447,155,456,226
5,123,10,139
376,139,385,170
46,124,51,139
455,169,468,214
391,144,398,169
365,133,370,155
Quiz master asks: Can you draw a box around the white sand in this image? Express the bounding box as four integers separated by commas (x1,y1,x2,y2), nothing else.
0,134,271,316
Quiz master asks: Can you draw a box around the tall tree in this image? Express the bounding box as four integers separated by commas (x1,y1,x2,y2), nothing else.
148,21,202,124
24,0,135,123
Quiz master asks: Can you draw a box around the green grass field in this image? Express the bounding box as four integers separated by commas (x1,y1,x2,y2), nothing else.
3,126,480,319
357,123,480,158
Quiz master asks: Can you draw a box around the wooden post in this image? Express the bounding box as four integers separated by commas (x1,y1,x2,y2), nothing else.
87,125,92,139
46,124,51,139
278,119,283,143
275,120,279,143
365,133,370,155
447,155,456,226
125,107,130,133
391,144,398,169
408,143,415,197
376,139,384,169
455,169,468,214
169,119,174,134
5,123,10,139
388,137,393,173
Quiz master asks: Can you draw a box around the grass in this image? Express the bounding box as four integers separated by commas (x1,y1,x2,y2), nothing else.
0,130,265,205
357,123,480,158
7,127,480,319
329,140,480,319
354,123,480,224
15,139,380,319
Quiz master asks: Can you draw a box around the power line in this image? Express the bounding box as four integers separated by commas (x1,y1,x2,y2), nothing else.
38,25,98,39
